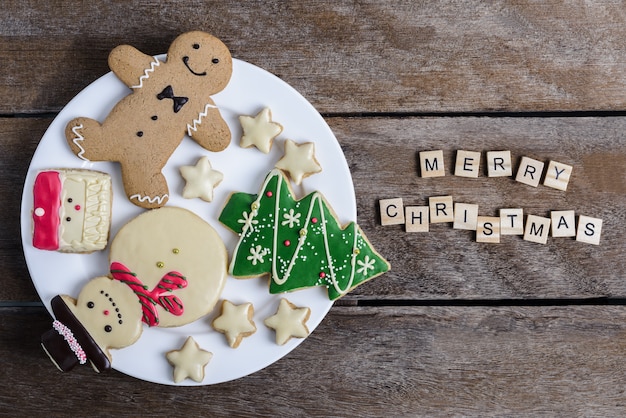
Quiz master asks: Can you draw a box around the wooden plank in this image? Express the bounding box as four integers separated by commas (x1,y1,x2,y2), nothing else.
2,116,625,302
2,305,625,416
3,1,626,114
331,115,626,300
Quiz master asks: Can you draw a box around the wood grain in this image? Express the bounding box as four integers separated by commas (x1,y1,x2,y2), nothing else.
2,305,625,416
3,1,626,114
3,2,626,414
3,116,624,302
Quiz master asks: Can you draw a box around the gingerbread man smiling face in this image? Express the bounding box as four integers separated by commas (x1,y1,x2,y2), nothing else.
65,31,233,209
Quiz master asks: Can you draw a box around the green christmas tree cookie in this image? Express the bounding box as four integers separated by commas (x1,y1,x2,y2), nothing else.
219,169,390,300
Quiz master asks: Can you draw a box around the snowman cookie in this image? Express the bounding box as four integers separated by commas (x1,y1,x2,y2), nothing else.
65,31,233,209
41,276,143,372
109,206,228,327
41,207,228,372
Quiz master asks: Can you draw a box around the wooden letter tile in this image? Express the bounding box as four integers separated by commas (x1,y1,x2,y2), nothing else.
453,203,479,230
379,198,405,225
454,150,481,178
429,196,454,223
476,216,501,243
500,208,524,235
405,206,429,232
543,160,573,191
576,215,603,245
487,150,512,177
419,150,445,177
523,214,551,244
515,156,545,187
551,210,576,237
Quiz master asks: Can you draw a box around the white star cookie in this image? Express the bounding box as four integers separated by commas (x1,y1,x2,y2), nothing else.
166,336,213,383
239,107,283,154
275,139,322,185
264,298,311,345
211,300,257,348
179,156,223,202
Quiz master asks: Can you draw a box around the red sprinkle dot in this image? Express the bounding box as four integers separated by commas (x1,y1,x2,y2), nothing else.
283,240,291,247
319,271,326,278
266,191,273,197
311,217,318,224
103,310,110,316
74,205,81,211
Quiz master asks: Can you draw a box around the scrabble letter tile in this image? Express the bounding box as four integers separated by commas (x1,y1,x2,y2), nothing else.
576,215,603,245
515,156,545,187
405,206,429,232
543,160,573,191
551,210,576,237
454,150,481,178
487,150,512,177
419,150,445,177
500,208,524,235
429,196,454,223
476,216,501,243
453,203,479,230
523,214,551,244
380,198,405,225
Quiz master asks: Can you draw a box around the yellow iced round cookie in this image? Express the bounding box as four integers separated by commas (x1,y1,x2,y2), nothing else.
109,207,227,327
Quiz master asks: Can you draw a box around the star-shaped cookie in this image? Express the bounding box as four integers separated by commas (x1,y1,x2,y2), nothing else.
180,156,223,202
211,300,257,348
166,336,213,383
264,298,311,345
239,107,283,154
275,139,322,185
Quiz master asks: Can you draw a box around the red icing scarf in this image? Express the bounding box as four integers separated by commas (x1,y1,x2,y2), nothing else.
110,262,187,327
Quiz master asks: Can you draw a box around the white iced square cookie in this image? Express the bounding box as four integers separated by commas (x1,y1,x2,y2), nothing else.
32,169,112,253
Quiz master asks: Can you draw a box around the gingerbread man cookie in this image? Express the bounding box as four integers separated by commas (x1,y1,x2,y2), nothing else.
65,31,233,208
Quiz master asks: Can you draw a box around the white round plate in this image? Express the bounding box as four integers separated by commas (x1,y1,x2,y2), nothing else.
20,57,356,385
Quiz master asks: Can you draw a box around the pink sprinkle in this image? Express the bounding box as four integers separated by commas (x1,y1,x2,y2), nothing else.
284,240,291,247
311,218,318,224
319,271,326,278
103,310,110,316
266,191,273,197
74,205,81,211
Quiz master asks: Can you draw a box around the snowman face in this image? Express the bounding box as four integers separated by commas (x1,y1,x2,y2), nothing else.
71,277,143,351
109,207,227,327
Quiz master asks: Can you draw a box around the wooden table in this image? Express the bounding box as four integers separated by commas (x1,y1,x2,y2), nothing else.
2,1,625,416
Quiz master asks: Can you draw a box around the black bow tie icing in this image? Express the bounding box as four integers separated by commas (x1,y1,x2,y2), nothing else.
157,85,188,113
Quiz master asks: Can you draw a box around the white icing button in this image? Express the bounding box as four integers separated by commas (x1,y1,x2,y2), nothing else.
34,207,45,217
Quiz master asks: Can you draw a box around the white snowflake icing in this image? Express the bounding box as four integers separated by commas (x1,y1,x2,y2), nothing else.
356,255,376,276
247,245,268,265
281,208,301,228
237,211,259,231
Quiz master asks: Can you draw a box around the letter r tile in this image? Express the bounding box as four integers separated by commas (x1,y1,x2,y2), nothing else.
515,156,544,187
